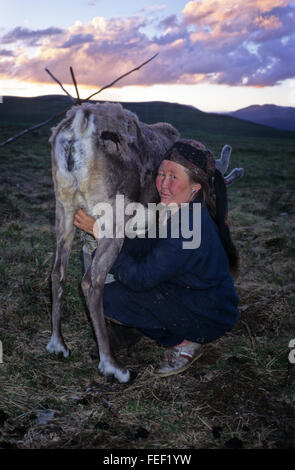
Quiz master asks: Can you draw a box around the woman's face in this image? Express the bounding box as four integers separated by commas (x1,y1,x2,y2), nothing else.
156,160,201,206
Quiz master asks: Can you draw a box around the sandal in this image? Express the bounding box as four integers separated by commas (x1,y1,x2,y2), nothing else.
154,342,203,377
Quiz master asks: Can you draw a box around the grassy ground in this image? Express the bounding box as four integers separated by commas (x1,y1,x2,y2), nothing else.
0,122,294,449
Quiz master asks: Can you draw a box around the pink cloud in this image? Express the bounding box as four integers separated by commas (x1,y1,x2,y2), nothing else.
0,1,294,90
254,15,282,29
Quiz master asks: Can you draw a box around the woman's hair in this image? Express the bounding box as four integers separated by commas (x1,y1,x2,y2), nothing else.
187,165,239,278
184,166,216,219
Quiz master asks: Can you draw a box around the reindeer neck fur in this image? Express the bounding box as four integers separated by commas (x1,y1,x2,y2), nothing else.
49,102,179,215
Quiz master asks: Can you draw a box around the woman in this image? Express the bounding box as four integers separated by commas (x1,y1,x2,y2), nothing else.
74,139,239,377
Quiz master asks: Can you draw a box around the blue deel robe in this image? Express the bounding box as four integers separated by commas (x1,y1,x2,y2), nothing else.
103,199,239,347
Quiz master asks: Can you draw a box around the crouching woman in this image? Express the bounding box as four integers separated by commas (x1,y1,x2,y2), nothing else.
74,140,239,377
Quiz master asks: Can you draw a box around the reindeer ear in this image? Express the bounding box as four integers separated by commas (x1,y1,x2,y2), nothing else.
71,107,92,136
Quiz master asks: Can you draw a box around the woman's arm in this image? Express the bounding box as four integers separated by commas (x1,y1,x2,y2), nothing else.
73,208,198,292
110,235,194,292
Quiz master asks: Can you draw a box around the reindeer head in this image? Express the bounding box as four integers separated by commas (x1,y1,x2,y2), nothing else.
50,102,148,172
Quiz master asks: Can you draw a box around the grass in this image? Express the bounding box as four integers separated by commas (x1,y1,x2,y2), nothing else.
0,117,295,449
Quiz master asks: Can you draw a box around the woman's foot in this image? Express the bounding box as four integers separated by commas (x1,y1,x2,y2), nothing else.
153,341,203,377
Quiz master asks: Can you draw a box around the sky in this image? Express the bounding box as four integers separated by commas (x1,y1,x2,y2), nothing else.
1,0,295,112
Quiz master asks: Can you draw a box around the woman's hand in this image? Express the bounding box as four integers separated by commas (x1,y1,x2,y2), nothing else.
73,208,97,238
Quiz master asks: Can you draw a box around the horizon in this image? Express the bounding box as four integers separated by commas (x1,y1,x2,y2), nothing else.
2,93,295,115
2,93,294,115
1,1,295,113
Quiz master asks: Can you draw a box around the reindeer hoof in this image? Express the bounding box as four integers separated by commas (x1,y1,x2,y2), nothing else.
106,374,115,384
98,360,130,383
46,334,70,358
57,349,71,359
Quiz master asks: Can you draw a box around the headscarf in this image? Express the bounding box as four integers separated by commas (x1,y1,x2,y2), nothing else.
163,139,239,277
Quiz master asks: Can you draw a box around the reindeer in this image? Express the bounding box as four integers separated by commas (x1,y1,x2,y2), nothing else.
45,101,178,382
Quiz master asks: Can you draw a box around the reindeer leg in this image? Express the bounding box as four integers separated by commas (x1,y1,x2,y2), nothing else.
81,237,130,383
46,202,76,357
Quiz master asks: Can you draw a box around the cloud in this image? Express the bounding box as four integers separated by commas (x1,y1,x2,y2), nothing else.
61,33,94,48
1,26,64,46
180,0,295,86
158,14,179,29
86,0,101,5
0,49,15,57
0,60,12,74
0,1,294,90
254,14,282,29
137,4,167,14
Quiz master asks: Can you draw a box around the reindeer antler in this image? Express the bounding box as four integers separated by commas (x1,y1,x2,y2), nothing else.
45,68,76,103
85,53,158,101
215,145,245,185
70,66,81,105
0,109,70,148
0,54,159,147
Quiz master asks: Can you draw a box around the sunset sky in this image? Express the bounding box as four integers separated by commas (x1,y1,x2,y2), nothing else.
1,0,295,112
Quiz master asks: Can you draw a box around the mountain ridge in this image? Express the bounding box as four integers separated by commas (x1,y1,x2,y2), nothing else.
227,103,295,132
0,95,294,139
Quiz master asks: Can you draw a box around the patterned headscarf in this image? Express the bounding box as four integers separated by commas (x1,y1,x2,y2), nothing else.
164,139,216,181
163,139,239,277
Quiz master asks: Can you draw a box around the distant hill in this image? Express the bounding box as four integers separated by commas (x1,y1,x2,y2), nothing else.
228,104,295,132
0,95,295,140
